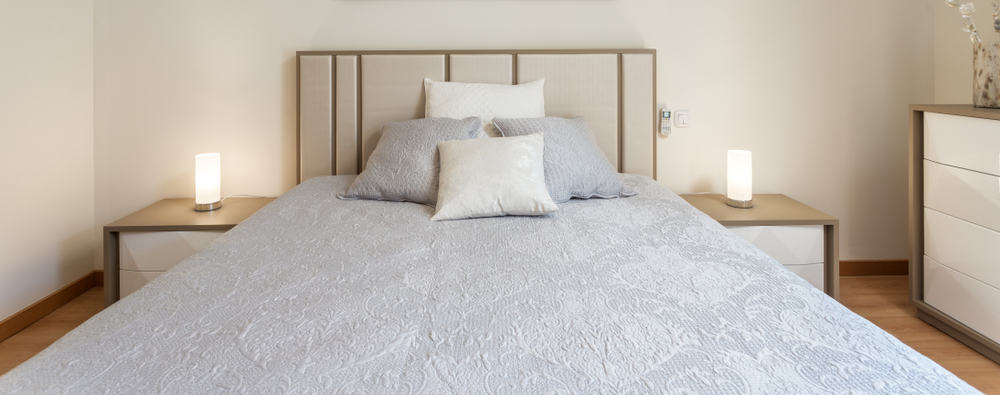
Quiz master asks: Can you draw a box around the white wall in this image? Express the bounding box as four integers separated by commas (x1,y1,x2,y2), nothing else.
933,0,997,103
93,0,935,263
0,0,95,320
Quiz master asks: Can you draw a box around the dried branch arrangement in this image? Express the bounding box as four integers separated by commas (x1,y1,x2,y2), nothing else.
946,1,1000,43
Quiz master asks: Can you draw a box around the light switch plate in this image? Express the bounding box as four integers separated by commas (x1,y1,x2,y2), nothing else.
674,110,691,128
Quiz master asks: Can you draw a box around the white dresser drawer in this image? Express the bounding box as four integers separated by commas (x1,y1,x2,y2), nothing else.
924,112,1000,176
924,208,1000,289
925,159,1000,232
727,225,824,265
925,255,1000,344
120,269,162,298
120,231,223,271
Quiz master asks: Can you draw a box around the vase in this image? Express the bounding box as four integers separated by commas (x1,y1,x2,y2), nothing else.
974,42,1000,108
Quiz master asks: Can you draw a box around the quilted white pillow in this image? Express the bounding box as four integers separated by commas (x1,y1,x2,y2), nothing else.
424,78,545,136
432,133,558,221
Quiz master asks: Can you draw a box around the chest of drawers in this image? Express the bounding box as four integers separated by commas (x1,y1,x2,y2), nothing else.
910,105,1000,363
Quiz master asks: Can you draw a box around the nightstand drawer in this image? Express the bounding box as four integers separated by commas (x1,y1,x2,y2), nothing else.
120,269,162,298
726,225,824,265
120,231,224,271
784,263,824,290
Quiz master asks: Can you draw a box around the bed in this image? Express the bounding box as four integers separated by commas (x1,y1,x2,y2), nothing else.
0,49,977,393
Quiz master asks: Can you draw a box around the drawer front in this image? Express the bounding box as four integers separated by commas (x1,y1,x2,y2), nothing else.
784,262,824,290
924,208,1000,289
120,231,223,271
727,225,824,265
924,112,1000,176
120,270,162,298
925,255,1000,344
925,159,1000,233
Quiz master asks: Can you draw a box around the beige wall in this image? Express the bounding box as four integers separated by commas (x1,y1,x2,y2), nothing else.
933,0,996,103
93,0,935,265
0,1,95,320
654,1,933,261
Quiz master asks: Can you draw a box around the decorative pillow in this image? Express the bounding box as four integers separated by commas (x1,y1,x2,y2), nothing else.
493,117,635,203
339,117,481,205
424,78,545,137
432,133,558,221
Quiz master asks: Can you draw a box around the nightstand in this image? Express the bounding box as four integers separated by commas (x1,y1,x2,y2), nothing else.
681,194,840,299
103,197,274,305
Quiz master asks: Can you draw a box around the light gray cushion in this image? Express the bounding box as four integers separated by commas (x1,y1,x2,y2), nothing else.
493,117,634,203
340,117,481,205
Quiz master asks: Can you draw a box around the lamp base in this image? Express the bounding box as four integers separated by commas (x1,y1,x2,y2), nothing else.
194,201,223,212
725,197,753,209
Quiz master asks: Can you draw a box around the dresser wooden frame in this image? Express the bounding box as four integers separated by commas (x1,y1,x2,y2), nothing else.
908,104,1000,363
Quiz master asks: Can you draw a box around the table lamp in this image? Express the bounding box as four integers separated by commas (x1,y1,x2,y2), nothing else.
195,153,222,212
726,150,753,208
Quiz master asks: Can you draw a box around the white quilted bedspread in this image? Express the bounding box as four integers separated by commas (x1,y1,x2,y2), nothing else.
0,175,976,394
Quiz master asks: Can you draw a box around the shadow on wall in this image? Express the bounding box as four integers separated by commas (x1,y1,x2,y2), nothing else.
59,230,95,281
690,176,715,194
282,56,297,186
309,2,644,50
334,0,615,2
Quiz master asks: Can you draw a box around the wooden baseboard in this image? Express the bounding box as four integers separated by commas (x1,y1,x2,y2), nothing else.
0,270,102,343
841,260,908,276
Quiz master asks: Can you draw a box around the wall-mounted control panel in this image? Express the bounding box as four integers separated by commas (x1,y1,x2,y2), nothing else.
659,107,672,137
659,107,691,137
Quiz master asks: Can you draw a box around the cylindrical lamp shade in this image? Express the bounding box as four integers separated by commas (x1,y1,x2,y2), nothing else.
195,153,222,211
726,150,753,208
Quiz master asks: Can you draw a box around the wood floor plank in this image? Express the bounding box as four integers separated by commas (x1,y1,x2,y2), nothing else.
0,287,103,376
0,279,998,392
841,276,1000,394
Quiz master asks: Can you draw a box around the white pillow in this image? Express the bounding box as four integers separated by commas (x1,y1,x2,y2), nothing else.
432,133,558,221
424,78,545,137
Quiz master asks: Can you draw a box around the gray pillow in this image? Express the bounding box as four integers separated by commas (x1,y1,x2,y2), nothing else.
340,117,481,205
493,117,634,203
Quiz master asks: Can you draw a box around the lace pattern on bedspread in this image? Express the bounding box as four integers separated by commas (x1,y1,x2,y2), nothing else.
0,175,975,394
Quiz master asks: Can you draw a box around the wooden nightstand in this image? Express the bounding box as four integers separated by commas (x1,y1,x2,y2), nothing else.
681,194,840,299
103,197,274,305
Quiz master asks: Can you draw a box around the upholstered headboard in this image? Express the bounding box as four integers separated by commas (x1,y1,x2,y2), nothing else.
296,49,656,183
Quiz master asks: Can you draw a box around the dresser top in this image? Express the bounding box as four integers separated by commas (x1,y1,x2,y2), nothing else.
105,197,275,232
681,194,837,227
911,104,1000,121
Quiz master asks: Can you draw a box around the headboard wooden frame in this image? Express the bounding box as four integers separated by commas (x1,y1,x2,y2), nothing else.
296,49,657,183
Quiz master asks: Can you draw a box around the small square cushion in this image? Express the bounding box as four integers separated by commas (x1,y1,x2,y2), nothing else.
339,117,481,205
432,133,558,221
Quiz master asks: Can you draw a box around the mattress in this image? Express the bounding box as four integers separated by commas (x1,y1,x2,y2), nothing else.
0,175,976,394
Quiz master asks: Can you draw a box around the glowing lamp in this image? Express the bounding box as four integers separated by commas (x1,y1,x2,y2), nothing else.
726,150,753,208
195,153,222,212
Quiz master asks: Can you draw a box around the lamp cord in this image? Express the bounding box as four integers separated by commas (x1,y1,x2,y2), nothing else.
222,194,268,201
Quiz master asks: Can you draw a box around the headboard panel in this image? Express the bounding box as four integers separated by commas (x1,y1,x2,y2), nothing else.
297,49,657,183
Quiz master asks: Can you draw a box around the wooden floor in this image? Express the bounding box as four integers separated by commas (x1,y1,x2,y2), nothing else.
840,276,1000,393
1,278,998,392
0,287,104,375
